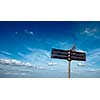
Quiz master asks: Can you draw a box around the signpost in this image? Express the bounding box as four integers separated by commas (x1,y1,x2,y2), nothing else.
51,45,86,78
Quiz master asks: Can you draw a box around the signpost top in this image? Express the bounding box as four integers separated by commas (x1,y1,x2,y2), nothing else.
51,48,86,61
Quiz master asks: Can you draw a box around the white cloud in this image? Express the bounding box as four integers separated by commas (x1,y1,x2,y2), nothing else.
24,29,34,36
25,48,68,70
89,69,96,72
87,48,100,60
88,68,100,72
17,52,25,57
29,31,34,35
48,62,57,66
88,48,100,55
15,30,34,36
83,48,100,67
15,32,18,34
27,47,34,52
77,62,86,67
81,27,100,39
0,50,13,56
25,48,58,67
0,58,32,66
77,49,86,53
84,29,90,34
91,62,95,64
25,62,32,66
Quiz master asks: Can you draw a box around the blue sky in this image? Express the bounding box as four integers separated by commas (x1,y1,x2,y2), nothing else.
0,21,100,77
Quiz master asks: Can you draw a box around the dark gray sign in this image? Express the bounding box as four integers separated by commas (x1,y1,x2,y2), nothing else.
51,48,86,61
51,48,70,60
70,51,86,61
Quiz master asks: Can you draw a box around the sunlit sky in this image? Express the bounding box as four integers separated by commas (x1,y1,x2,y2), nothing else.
0,21,100,77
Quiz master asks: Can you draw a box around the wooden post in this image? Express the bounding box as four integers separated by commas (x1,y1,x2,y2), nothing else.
68,61,71,78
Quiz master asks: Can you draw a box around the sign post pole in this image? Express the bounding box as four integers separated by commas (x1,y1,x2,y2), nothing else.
68,60,71,78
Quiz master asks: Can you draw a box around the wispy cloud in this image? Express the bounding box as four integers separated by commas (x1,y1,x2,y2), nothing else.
80,27,100,39
0,58,32,66
82,48,100,68
27,47,34,52
77,62,86,67
26,48,50,64
88,68,100,72
24,29,34,36
15,32,18,35
25,47,68,70
48,62,57,66
0,50,13,56
77,49,86,53
73,48,100,68
87,48,100,60
17,52,25,57
15,30,34,36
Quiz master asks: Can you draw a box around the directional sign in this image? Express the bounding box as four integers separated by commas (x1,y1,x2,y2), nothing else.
51,46,86,78
70,51,86,61
51,48,86,61
51,48,70,60
71,56,86,61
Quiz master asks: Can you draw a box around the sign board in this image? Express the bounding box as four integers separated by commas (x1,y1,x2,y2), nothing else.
70,51,86,61
51,48,70,60
51,45,86,78
51,48,86,61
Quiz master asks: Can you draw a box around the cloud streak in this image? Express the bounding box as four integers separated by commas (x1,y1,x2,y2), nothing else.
77,62,86,67
0,50,13,56
0,58,32,66
48,62,57,66
77,49,86,53
24,29,34,36
17,52,25,58
80,27,100,39
26,48,51,64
